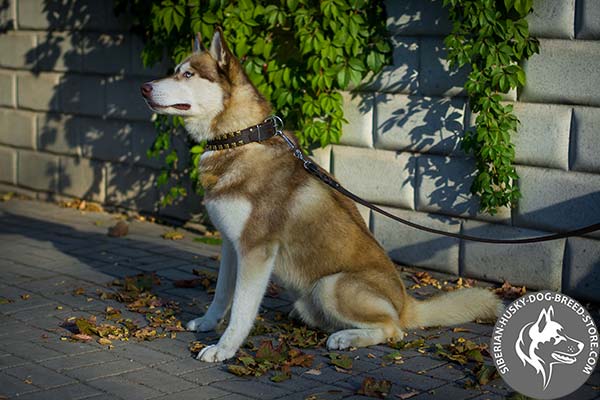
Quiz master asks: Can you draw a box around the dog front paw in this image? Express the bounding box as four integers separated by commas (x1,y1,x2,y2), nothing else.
186,316,218,332
196,344,236,362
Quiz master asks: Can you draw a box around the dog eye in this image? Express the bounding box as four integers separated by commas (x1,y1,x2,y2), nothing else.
183,71,194,78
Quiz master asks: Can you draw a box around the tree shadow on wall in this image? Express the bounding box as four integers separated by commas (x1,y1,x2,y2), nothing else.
22,0,200,220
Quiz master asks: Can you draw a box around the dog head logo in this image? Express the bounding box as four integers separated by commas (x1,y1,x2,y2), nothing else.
515,306,584,390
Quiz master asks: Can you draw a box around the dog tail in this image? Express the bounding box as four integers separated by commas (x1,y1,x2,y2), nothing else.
403,288,503,329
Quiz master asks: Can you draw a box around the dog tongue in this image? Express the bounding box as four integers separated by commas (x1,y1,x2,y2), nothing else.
172,104,191,110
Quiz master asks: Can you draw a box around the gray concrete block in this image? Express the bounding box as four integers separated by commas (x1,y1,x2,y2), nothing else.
106,163,158,212
419,37,469,97
130,123,189,171
528,0,575,39
511,102,571,170
17,72,60,111
515,165,600,238
80,117,132,162
0,109,36,149
375,93,465,156
131,35,170,77
521,39,600,107
339,91,373,148
17,0,107,31
461,220,564,290
106,77,152,121
563,237,600,302
331,145,415,209
158,178,204,221
0,31,36,69
0,71,15,107
60,74,105,116
571,106,600,173
17,150,59,191
371,205,460,274
309,144,331,172
416,155,511,223
82,33,131,75
37,113,80,156
0,146,16,184
59,156,105,202
0,0,15,31
34,31,82,72
385,0,452,36
576,0,600,39
362,36,419,94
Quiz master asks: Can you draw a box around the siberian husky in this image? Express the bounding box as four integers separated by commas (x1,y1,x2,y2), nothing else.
141,29,501,362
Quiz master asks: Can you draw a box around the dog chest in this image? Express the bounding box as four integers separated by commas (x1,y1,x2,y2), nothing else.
205,197,252,243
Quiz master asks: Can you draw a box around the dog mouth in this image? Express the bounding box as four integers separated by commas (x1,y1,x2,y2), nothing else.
552,351,578,364
147,101,191,111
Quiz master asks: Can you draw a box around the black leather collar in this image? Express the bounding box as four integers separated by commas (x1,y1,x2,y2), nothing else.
205,119,277,151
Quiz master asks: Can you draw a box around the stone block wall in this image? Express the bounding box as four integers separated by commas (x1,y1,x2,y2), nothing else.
0,0,201,221
315,0,600,302
0,0,599,301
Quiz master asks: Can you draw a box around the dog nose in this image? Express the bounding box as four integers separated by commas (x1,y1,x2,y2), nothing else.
140,83,153,97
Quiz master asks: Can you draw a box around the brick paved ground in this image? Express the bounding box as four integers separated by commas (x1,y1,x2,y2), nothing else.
0,198,598,400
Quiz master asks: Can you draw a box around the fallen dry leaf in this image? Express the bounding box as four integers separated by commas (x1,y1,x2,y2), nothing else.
20,294,30,300
98,337,112,346
108,221,129,237
162,230,184,240
494,281,526,300
0,297,13,304
396,390,419,399
357,377,392,398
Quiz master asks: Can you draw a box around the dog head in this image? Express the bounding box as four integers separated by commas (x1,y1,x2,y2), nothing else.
140,28,257,142
515,306,584,389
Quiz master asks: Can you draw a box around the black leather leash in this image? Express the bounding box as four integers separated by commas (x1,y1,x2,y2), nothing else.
266,116,600,245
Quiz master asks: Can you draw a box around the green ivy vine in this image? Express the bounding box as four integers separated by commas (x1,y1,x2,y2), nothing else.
114,0,391,205
442,0,539,214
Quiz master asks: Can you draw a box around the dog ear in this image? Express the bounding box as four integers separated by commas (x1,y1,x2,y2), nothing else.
193,32,205,53
209,27,230,68
534,307,551,333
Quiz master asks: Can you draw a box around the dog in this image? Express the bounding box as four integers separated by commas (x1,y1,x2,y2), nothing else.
140,28,502,362
515,306,584,389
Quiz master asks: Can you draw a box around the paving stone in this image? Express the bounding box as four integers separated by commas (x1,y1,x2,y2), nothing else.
511,102,571,170
0,31,36,69
14,383,102,400
65,359,145,381
112,343,176,365
87,375,163,400
119,368,197,393
331,145,415,208
4,363,76,389
0,146,16,184
461,220,564,290
563,237,600,303
385,0,452,36
17,72,61,113
371,205,460,274
0,371,40,397
576,0,600,39
0,71,15,107
179,365,236,385
419,37,469,97
410,383,480,400
150,386,232,400
375,93,465,156
571,106,600,174
415,155,511,223
0,108,36,149
339,91,374,148
212,378,291,400
398,355,448,374
365,367,446,391
521,39,600,107
528,0,575,39
425,363,467,382
154,357,214,376
41,350,118,372
362,36,419,94
0,354,28,370
514,165,600,238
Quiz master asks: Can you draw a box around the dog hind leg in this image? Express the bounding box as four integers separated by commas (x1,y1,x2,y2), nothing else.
311,272,404,350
